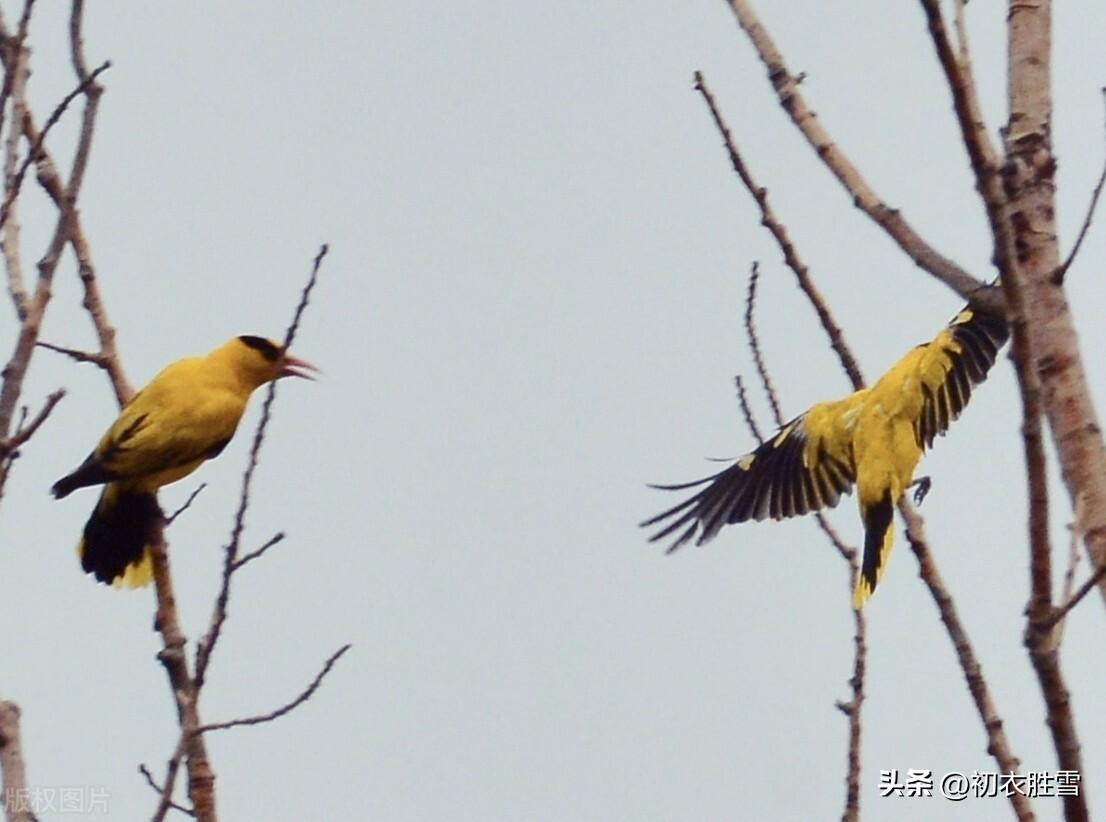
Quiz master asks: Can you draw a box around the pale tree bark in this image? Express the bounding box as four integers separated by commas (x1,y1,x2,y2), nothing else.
0,702,31,822
1004,3,1106,615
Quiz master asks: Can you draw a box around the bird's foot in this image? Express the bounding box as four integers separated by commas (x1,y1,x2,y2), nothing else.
911,475,932,506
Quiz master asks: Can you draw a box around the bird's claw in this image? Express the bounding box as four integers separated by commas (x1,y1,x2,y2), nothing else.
912,476,932,506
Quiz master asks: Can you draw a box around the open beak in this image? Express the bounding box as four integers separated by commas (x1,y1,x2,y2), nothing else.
280,354,320,380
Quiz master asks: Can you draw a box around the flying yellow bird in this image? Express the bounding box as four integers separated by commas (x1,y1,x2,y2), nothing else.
52,335,317,588
642,306,1007,608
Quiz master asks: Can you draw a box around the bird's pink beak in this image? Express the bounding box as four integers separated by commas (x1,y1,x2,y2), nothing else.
280,354,319,380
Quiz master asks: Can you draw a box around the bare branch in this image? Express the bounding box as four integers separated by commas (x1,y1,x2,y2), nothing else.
743,262,783,423
146,735,191,822
1047,556,1106,632
139,753,194,819
195,244,328,687
232,532,285,572
918,0,1026,320
283,244,328,351
196,645,351,735
148,529,216,822
0,60,111,234
165,484,207,526
694,71,865,388
1055,88,1106,282
0,387,62,455
733,374,763,444
898,504,1034,821
720,1,999,313
34,340,108,368
834,598,865,822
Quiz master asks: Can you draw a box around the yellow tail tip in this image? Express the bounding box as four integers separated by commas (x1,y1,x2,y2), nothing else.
852,578,874,610
111,550,154,589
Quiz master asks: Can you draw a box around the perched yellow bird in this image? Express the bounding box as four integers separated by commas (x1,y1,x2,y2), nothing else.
642,306,1008,607
52,336,316,587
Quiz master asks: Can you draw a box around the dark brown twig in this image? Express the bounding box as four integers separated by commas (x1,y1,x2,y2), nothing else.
733,374,763,444
165,484,207,526
33,341,108,368
148,735,190,822
139,758,194,819
0,388,62,455
694,72,864,388
695,69,867,821
1056,88,1106,283
918,0,1014,293
232,532,285,572
898,504,1034,821
195,244,328,688
718,2,1000,314
0,59,110,233
1047,557,1106,631
196,645,351,735
743,262,783,423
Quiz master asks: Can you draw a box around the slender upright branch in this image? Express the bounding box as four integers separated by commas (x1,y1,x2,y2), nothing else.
195,245,328,688
1055,88,1106,282
742,263,783,423
899,505,1035,821
695,71,864,387
918,0,1014,286
733,374,763,444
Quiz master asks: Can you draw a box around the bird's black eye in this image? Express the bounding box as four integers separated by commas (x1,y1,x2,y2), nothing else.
237,335,281,362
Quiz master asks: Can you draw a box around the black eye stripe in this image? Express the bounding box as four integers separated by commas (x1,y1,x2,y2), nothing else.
237,335,281,362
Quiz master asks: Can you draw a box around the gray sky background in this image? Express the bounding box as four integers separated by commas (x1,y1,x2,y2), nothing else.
3,3,1105,820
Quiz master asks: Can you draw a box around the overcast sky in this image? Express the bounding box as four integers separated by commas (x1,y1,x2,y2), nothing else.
4,3,1105,820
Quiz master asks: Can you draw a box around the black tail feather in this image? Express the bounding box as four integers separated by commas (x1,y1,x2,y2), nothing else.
80,488,162,585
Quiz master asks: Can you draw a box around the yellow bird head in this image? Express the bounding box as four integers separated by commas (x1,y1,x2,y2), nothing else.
218,335,319,389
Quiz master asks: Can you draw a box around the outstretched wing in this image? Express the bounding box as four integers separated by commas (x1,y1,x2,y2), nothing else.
915,306,1008,450
642,399,859,553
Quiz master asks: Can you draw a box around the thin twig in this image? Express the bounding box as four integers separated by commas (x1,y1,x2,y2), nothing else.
1056,88,1106,282
918,0,1013,292
696,68,867,819
0,59,110,233
197,645,351,735
165,484,207,526
694,72,864,388
743,262,783,423
733,374,763,444
232,532,285,572
0,388,63,455
834,588,865,822
195,244,328,688
1047,557,1106,631
148,735,191,822
1051,524,1080,644
139,759,194,819
34,340,109,368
